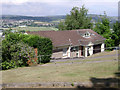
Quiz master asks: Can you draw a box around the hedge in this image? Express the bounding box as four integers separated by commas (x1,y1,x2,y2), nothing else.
1,32,53,70
21,34,53,63
2,40,36,70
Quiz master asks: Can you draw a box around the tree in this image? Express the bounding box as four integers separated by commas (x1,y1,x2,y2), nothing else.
111,21,120,46
58,5,93,30
93,12,114,48
93,19,102,34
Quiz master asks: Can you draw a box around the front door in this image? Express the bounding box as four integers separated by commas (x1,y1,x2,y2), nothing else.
81,46,83,56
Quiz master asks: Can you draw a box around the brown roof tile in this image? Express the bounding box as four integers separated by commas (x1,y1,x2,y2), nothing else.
27,29,106,47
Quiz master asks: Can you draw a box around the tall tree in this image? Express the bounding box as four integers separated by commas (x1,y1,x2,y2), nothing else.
94,13,111,35
58,5,93,30
94,12,114,48
111,21,120,46
93,19,102,34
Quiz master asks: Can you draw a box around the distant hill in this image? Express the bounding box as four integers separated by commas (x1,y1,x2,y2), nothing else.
1,15,66,22
1,14,118,24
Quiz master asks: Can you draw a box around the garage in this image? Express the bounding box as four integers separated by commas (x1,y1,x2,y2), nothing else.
93,44,101,54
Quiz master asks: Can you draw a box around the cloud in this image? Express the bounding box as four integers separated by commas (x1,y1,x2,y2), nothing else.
84,0,119,3
1,0,119,16
1,0,119,4
1,0,29,5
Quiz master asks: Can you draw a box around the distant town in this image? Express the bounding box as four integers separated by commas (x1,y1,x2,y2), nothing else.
0,14,118,29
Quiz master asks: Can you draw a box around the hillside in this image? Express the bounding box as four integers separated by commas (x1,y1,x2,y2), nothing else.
1,14,117,23
1,14,118,29
1,15,66,22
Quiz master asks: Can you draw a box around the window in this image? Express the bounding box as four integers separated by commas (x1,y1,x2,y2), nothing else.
83,31,91,38
70,46,78,52
63,48,68,56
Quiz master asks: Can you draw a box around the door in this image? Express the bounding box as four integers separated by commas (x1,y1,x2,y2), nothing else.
81,46,84,56
93,44,101,54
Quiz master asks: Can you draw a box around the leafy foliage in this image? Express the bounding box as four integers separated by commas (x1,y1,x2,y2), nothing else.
2,35,36,70
2,32,53,70
58,5,93,30
21,34,53,63
93,13,114,49
37,38,53,63
111,21,120,46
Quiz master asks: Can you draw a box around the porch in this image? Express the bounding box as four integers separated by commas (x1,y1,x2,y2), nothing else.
52,43,105,59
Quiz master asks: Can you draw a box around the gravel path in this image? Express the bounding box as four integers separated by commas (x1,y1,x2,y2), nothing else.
51,53,118,62
42,59,117,66
39,53,119,66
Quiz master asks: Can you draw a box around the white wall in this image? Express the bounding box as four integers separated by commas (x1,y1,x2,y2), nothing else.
63,48,68,58
0,32,2,37
101,43,105,52
84,46,88,57
67,46,71,57
89,46,93,56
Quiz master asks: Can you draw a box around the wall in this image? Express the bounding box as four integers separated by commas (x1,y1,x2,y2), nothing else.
101,43,105,52
89,46,93,56
52,51,63,59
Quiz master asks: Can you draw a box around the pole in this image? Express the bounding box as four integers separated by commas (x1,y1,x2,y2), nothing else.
40,55,41,64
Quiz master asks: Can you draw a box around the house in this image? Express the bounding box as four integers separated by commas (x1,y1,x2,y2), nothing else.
27,29,106,59
0,29,3,37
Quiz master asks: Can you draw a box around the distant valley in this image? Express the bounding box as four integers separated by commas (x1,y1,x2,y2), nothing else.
0,14,118,31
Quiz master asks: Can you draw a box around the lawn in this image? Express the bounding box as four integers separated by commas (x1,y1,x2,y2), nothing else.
1,60,118,84
50,50,118,64
0,50,119,88
1,26,58,31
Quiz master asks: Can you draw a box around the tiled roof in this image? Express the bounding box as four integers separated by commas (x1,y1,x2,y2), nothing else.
27,29,106,47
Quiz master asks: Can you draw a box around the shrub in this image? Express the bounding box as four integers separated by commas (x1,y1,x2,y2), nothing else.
10,42,36,66
5,32,21,44
2,41,36,70
37,38,53,63
21,34,53,63
1,60,17,70
2,32,53,70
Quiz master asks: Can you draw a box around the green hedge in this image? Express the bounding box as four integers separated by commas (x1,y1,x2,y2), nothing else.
21,34,53,63
1,32,53,70
37,38,53,63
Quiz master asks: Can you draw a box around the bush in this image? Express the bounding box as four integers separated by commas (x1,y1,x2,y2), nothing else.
2,32,53,70
2,41,36,70
37,38,53,63
21,34,53,63
10,42,36,66
5,32,21,44
1,60,17,70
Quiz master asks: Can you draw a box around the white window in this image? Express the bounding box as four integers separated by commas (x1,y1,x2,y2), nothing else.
63,48,68,56
83,31,91,38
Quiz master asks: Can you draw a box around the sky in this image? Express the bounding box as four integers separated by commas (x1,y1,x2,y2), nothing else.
1,0,119,16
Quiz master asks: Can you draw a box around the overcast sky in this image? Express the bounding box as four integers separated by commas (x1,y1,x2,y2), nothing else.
1,0,119,16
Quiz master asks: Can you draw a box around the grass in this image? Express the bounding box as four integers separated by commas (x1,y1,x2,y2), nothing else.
88,50,117,58
1,60,118,84
1,26,58,31
1,51,118,85
51,57,116,64
34,21,51,24
51,50,118,64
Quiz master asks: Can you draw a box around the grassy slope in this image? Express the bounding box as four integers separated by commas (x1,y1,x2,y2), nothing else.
2,27,58,31
13,27,58,31
1,61,118,84
1,59,118,84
